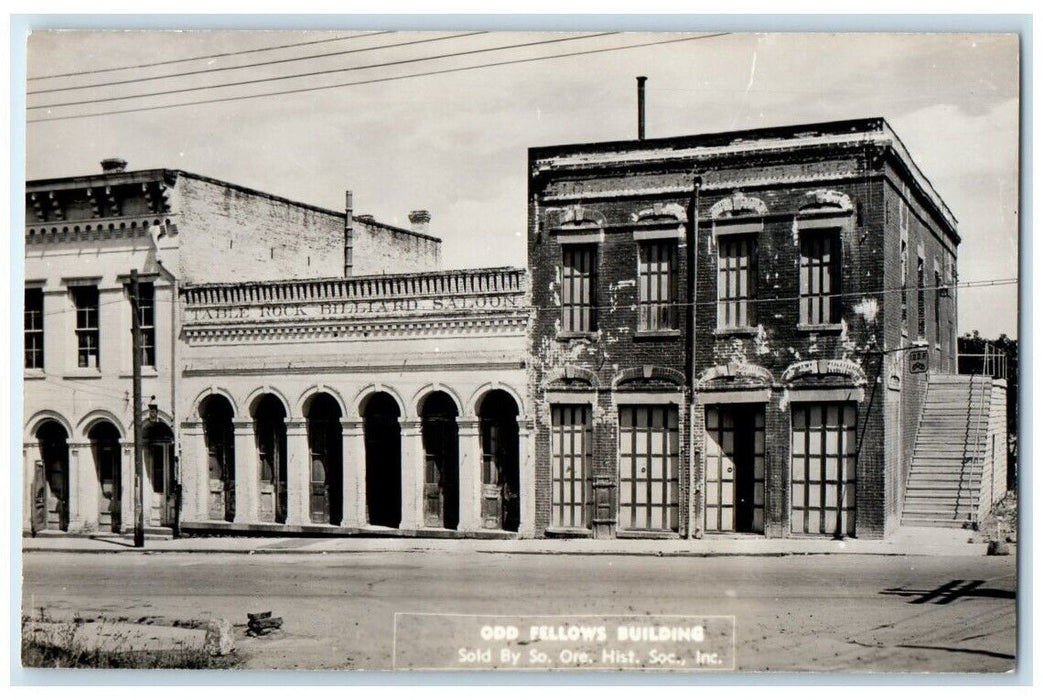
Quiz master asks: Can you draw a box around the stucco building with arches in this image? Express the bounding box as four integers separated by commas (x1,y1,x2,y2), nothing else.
176,268,532,535
22,159,441,536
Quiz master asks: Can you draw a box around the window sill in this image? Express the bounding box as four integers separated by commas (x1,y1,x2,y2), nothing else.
934,343,942,351
23,370,45,380
119,370,160,379
634,329,681,340
556,332,597,342
63,370,102,379
615,529,680,540
544,527,592,538
797,323,843,334
714,326,759,337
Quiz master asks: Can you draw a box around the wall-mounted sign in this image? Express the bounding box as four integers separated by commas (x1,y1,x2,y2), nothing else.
185,294,522,323
908,348,929,374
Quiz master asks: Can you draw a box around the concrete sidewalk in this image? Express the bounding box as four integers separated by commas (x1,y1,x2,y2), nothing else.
21,527,994,557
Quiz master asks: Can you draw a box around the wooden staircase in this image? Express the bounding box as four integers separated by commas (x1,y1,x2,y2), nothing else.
902,374,993,528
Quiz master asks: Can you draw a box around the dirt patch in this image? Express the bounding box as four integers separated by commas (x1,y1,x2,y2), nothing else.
978,491,1018,544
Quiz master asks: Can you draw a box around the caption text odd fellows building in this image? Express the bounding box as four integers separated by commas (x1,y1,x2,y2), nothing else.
23,117,1007,541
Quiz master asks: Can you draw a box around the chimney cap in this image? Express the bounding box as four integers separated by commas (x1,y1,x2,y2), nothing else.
408,210,431,224
356,214,375,222
100,158,127,173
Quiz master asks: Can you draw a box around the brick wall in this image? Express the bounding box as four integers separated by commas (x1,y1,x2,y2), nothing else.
351,219,441,275
528,185,692,537
176,174,346,284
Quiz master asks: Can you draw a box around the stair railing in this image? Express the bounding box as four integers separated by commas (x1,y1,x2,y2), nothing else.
960,373,990,523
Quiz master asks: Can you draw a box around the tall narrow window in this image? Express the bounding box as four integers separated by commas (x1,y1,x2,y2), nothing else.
934,269,942,345
718,235,757,329
916,256,926,339
72,286,99,369
24,287,44,369
561,245,596,333
900,240,908,326
799,230,841,325
136,282,156,367
638,240,677,331
550,405,592,529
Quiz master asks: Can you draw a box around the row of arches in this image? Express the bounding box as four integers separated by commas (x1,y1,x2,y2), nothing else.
28,417,174,534
198,387,522,532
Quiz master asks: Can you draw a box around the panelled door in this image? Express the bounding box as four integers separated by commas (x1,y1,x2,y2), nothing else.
791,402,857,536
480,419,520,531
618,405,679,532
147,440,176,527
550,405,592,529
206,429,234,522
95,439,122,532
704,404,765,533
422,417,459,528
308,420,335,524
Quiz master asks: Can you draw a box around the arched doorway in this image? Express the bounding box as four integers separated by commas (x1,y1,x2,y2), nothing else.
88,421,122,533
253,395,288,524
33,421,70,533
144,422,175,527
478,390,520,532
305,393,343,525
421,392,459,530
201,396,235,522
363,392,401,527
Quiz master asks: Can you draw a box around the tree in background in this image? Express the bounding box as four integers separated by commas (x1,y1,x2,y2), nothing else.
958,331,1018,490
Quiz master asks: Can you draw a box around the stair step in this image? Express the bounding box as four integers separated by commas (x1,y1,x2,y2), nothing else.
900,518,974,529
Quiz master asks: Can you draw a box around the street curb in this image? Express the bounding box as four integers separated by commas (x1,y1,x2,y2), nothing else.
21,545,992,557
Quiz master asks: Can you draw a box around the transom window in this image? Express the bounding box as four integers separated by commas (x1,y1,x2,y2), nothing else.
72,286,99,369
24,287,44,369
638,240,678,331
718,234,757,329
798,230,841,325
561,245,597,333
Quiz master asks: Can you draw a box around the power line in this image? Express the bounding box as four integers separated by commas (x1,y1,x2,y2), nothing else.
29,31,487,95
28,33,729,123
28,31,395,81
29,31,616,111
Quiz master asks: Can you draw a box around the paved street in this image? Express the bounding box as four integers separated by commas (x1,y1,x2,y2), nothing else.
21,549,1016,673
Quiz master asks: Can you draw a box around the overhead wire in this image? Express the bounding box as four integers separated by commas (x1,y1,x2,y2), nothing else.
28,31,487,94
27,31,395,80
28,33,731,123
29,31,616,110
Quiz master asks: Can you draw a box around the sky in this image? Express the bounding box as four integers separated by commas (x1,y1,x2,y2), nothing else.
22,29,1020,338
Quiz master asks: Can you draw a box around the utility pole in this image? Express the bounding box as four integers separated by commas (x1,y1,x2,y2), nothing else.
131,269,145,548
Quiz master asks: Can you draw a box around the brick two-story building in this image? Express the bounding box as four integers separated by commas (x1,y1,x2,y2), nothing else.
528,118,1006,540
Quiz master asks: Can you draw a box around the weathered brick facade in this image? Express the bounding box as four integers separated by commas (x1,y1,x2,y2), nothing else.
529,118,960,540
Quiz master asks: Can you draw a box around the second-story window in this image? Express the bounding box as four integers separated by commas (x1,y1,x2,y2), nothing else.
136,282,156,367
638,240,677,331
561,244,596,333
73,286,100,369
798,229,841,325
934,268,942,345
24,287,44,369
917,255,926,339
900,239,908,327
718,234,756,329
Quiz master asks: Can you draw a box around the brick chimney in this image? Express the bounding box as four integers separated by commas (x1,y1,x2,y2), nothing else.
408,210,431,236
101,158,127,174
